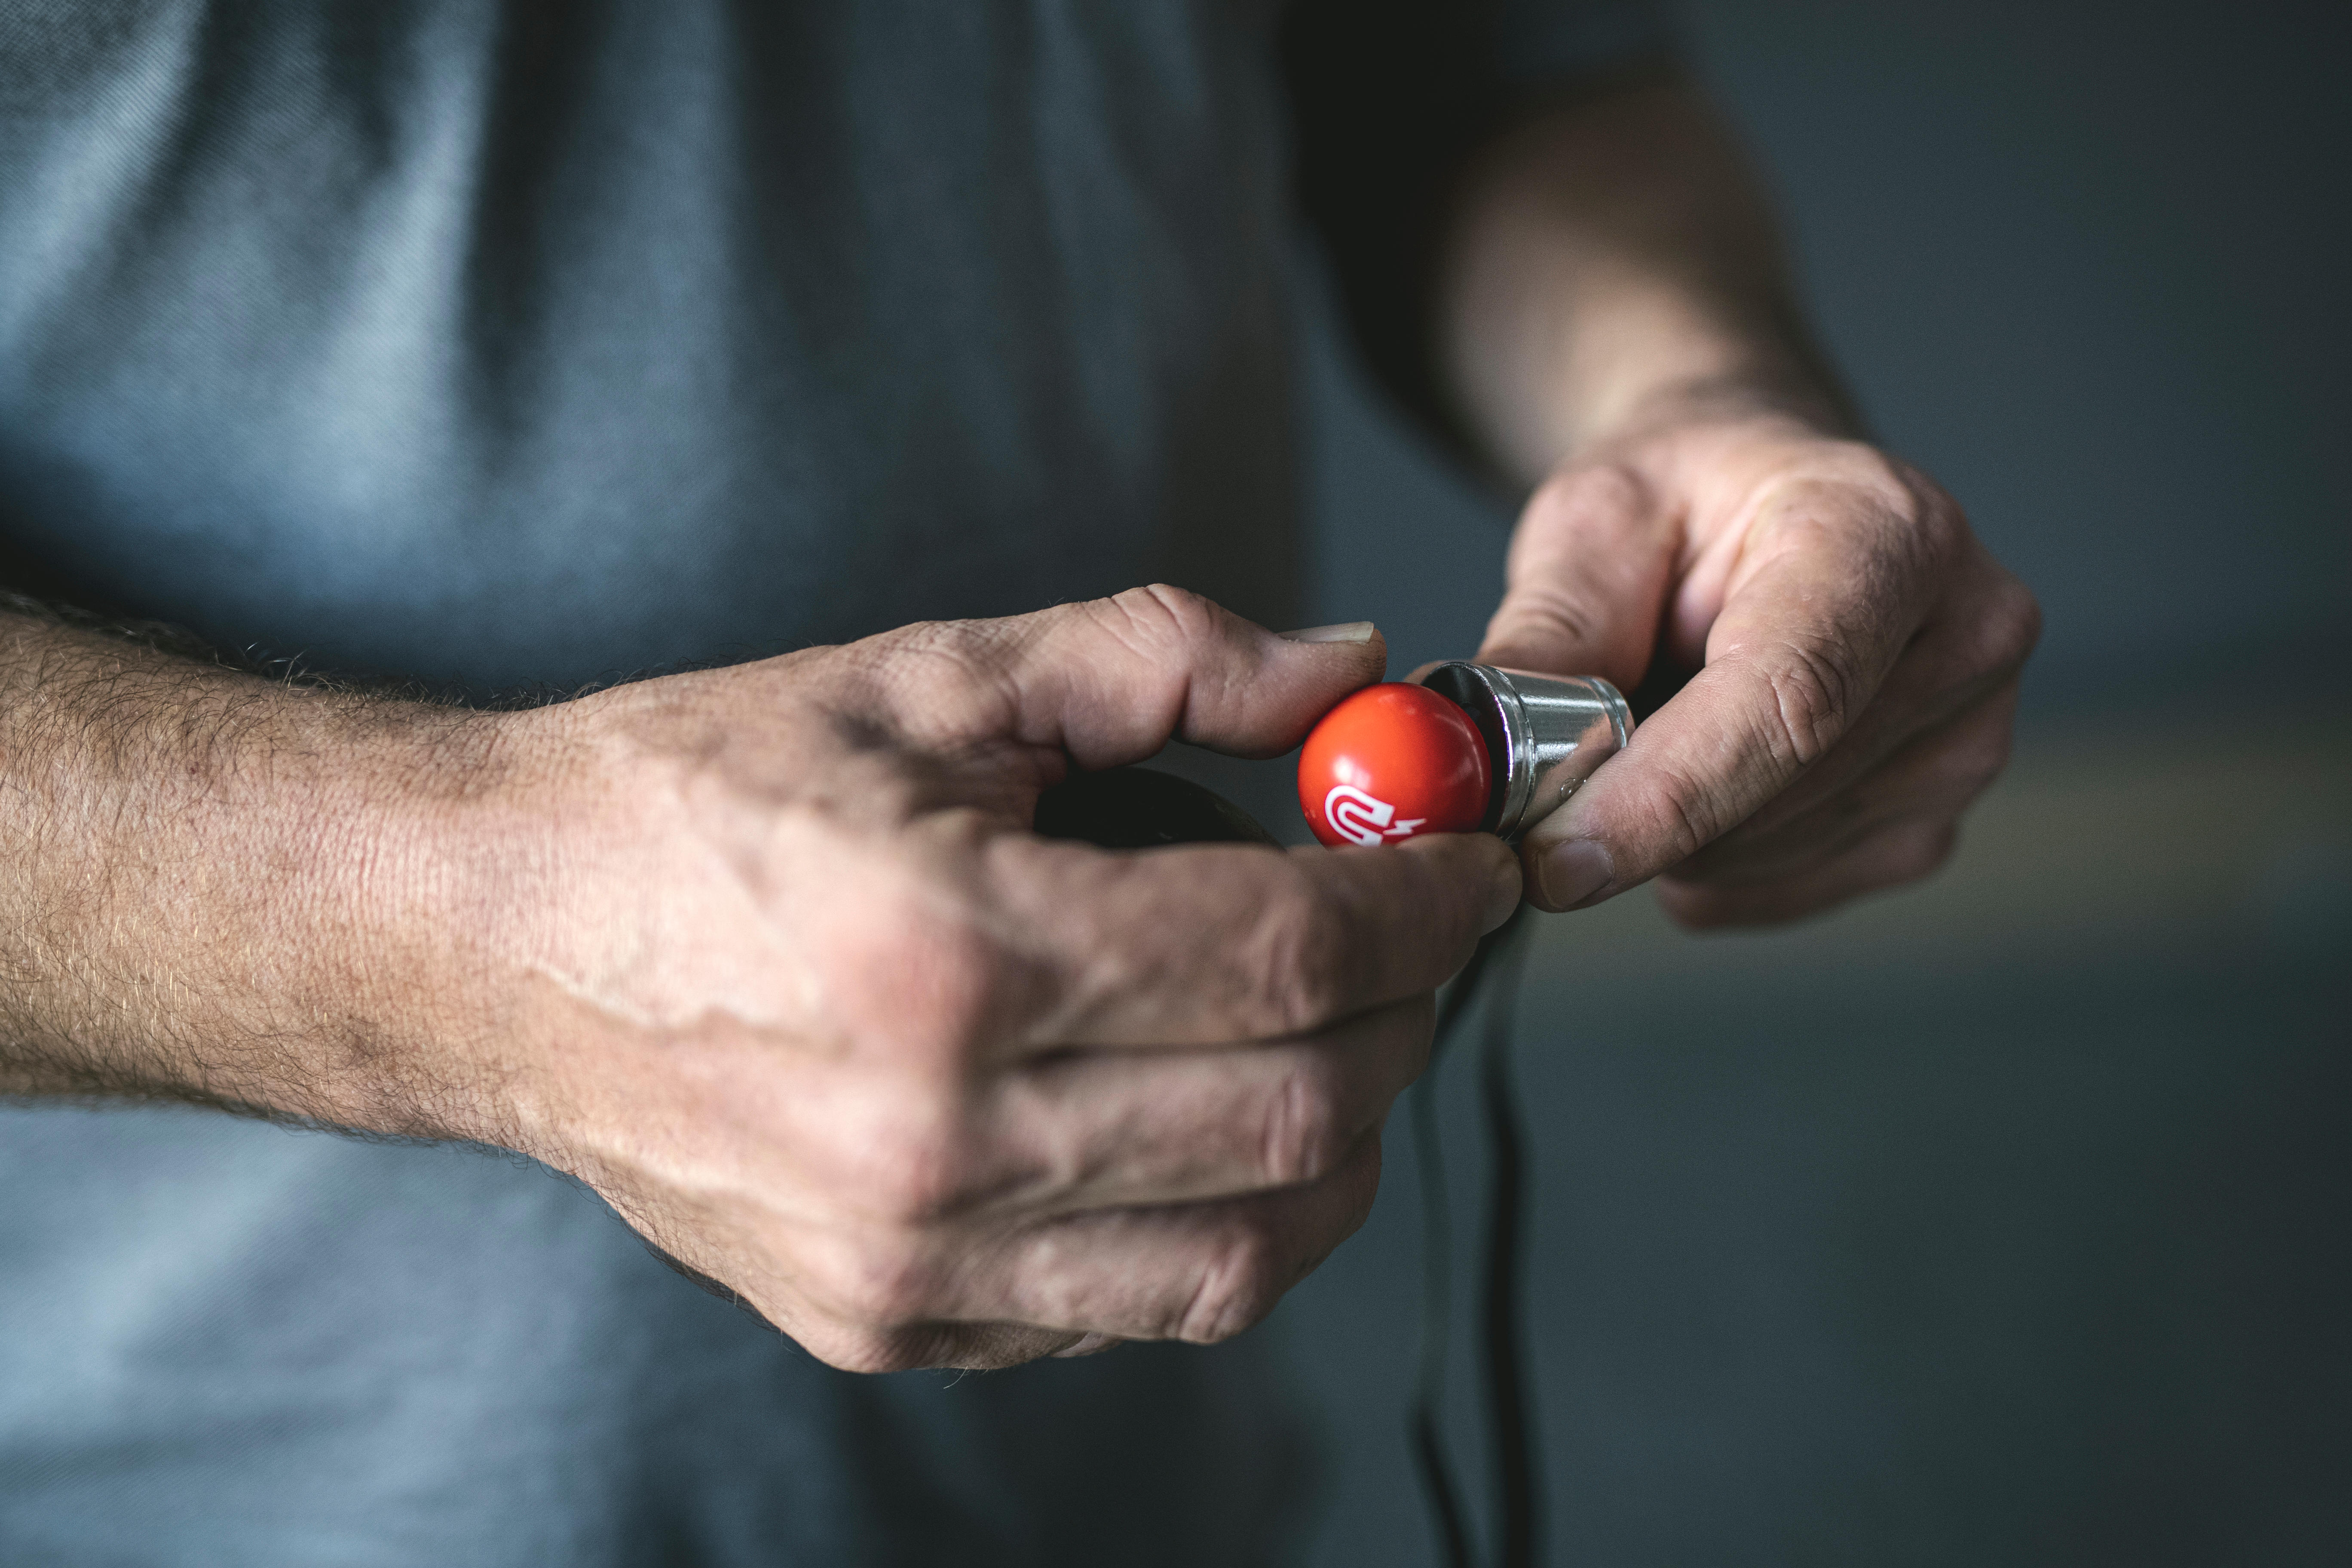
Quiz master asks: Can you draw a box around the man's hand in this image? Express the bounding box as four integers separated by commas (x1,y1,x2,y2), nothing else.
1439,78,2038,923
0,587,1518,1372
1479,402,2038,923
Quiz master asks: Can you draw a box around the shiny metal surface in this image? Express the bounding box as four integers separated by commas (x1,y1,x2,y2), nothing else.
1409,663,1633,840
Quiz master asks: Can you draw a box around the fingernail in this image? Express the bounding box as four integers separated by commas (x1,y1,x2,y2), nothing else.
1278,621,1378,644
1484,854,1524,930
1536,839,1615,911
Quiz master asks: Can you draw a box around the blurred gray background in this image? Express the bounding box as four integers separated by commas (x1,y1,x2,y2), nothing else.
1264,4,2352,1564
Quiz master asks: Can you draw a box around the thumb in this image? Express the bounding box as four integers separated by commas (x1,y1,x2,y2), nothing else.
991,585,1386,767
1476,463,1677,690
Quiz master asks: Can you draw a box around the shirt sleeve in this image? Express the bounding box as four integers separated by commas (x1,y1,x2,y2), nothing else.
1280,0,1679,456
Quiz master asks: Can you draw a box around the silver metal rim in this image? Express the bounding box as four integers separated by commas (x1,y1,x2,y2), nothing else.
1491,675,1536,839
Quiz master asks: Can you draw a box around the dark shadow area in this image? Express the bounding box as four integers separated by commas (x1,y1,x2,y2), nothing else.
1277,3,2352,1561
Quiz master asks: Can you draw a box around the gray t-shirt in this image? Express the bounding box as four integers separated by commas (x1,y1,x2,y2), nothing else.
0,3,1665,1561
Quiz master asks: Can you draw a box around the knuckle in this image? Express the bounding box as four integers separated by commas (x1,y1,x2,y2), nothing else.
1532,460,1649,530
899,929,1001,1060
1259,1057,1348,1188
1758,635,1858,767
1334,1135,1384,1233
1906,824,1961,880
856,617,1017,722
1486,580,1605,660
1235,873,1348,1037
1623,754,1718,865
1175,1223,1285,1344
1947,725,2015,796
1857,823,1960,897
813,888,1001,1222
1779,445,1965,582
818,1231,940,1329
1844,444,1940,529
1654,879,1741,930
811,1324,930,1375
1574,458,1650,508
817,1072,981,1227
1922,494,1972,560
850,1112,975,1225
1982,578,2044,671
1109,582,1222,653
845,887,1008,1070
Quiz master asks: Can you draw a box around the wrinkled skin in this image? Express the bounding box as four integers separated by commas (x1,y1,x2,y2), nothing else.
442,587,1521,1371
1481,406,2040,926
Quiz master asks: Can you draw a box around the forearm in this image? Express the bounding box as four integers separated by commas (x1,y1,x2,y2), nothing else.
1442,75,1857,482
0,596,484,1128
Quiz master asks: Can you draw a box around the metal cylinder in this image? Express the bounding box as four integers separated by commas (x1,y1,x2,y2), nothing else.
1408,663,1633,841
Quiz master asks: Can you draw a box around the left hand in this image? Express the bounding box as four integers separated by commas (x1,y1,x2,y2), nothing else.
1477,398,2040,926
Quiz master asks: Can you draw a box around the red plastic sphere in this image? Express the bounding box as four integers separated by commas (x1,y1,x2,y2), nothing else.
1298,683,1492,848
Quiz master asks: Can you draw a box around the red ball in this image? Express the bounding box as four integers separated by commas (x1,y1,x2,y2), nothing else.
1298,683,1492,848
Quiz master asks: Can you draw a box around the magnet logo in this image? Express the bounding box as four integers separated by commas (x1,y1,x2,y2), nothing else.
1323,783,1427,847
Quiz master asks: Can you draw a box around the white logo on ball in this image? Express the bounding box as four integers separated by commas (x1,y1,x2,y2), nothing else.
1323,783,1427,847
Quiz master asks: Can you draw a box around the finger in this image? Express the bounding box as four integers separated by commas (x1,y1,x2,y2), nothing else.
976,996,1433,1215
921,1131,1387,1348
989,830,1520,1050
1706,545,2037,845
876,1322,1095,1373
851,1323,1121,1373
1654,815,1961,928
1670,681,2016,886
1475,462,1677,690
852,584,1389,767
1519,470,1955,911
644,1136,1384,1374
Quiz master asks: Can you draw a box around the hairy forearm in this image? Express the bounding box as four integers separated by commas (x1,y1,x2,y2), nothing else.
1442,75,1857,482
0,597,487,1127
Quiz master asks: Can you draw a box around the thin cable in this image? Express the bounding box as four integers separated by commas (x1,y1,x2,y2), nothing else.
1407,905,1530,1568
1408,1073,1474,1568
1477,921,1539,1568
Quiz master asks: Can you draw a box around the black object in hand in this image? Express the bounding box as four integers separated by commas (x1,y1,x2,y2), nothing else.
1032,766,1279,849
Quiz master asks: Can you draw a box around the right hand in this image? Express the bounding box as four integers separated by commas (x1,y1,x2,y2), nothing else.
363,587,1519,1372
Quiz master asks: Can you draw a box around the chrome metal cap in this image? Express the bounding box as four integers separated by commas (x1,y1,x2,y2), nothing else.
1408,663,1632,841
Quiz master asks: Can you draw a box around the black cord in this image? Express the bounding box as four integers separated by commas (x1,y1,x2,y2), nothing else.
1408,903,1537,1568
1477,922,1539,1568
1409,1057,1475,1568
1029,768,1548,1566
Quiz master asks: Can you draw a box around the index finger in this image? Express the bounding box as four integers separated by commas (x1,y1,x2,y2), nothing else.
989,830,1521,1050
851,585,1389,768
1521,476,1954,909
